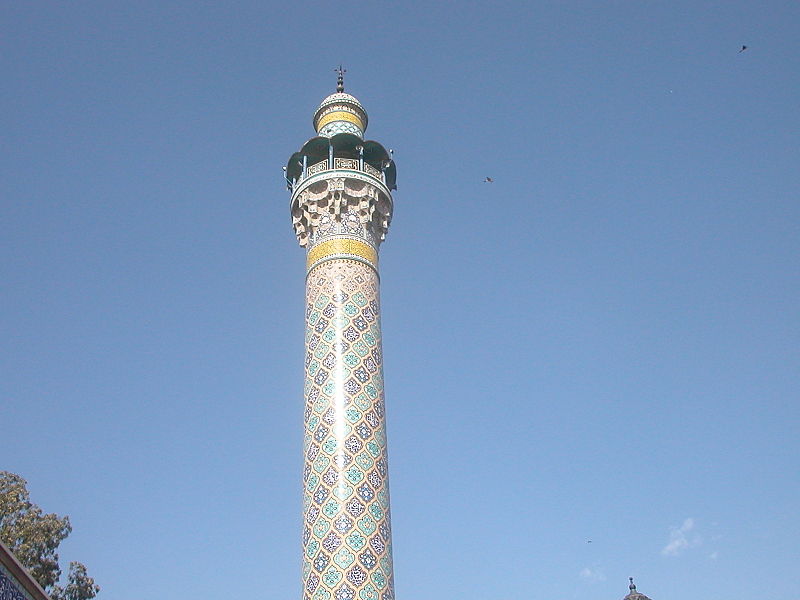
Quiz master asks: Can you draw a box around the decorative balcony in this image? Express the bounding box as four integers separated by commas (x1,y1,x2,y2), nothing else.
285,132,396,193
303,157,383,181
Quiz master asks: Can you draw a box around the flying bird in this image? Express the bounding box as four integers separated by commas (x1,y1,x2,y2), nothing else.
739,45,748,53
484,177,494,183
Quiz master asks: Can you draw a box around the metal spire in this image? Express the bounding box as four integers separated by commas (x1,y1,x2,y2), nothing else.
629,577,637,592
335,65,346,92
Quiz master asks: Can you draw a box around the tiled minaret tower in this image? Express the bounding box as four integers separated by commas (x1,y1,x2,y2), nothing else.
285,69,398,600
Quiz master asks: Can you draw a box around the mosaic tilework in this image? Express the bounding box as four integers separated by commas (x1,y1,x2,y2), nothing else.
0,566,32,600
308,210,379,251
319,121,365,138
307,238,377,273
313,93,368,137
316,110,365,132
301,258,394,600
291,177,392,248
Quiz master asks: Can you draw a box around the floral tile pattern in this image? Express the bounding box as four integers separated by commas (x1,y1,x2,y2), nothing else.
0,564,32,600
302,258,394,600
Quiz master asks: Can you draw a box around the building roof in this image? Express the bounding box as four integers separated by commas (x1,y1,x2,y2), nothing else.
0,541,51,600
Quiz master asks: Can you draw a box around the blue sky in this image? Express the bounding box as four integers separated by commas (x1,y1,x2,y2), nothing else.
2,2,798,599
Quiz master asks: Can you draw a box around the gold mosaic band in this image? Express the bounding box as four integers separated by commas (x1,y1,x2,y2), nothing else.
316,110,365,131
307,238,377,272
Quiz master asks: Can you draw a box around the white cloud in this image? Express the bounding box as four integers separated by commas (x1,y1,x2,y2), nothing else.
580,567,606,582
662,517,702,556
709,551,719,560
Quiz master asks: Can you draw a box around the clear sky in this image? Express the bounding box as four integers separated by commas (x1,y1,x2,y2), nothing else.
2,2,798,599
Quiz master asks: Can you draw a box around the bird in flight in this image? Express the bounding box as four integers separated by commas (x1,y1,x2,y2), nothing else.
739,45,748,53
484,177,494,183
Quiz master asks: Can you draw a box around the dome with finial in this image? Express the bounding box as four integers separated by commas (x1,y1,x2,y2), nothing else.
313,66,368,138
623,578,653,600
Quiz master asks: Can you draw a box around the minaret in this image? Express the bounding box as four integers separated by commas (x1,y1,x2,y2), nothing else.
623,578,653,600
285,69,397,600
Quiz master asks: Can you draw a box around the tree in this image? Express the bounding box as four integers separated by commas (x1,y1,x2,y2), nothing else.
0,472,99,600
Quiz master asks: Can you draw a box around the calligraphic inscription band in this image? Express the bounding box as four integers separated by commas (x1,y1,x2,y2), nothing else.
307,238,378,273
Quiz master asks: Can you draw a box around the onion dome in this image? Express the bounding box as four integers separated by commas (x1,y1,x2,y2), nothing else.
623,578,653,600
312,68,368,138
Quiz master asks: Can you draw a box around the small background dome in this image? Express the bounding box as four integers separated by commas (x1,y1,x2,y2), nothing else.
623,578,653,600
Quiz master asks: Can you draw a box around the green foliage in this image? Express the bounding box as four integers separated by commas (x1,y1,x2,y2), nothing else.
51,562,100,600
0,472,99,600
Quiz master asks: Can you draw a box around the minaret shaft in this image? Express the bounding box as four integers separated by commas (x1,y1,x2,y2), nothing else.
302,256,393,600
